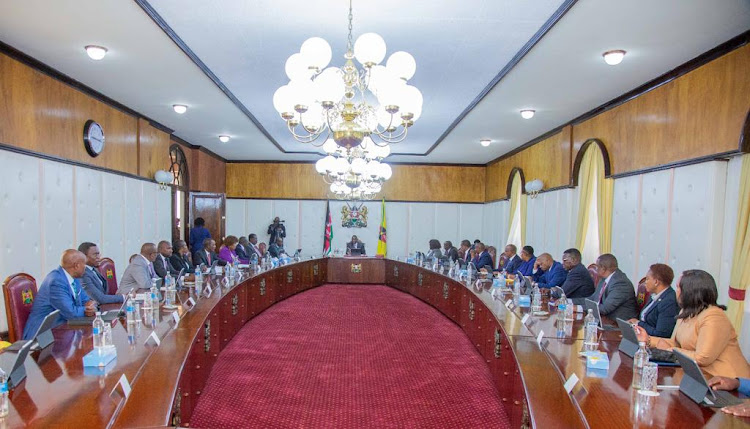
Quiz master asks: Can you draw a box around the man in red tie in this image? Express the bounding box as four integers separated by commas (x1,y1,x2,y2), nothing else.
575,253,639,321
193,238,226,268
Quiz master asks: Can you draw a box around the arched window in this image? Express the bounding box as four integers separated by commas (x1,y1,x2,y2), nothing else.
169,144,190,242
506,169,526,252
574,140,613,265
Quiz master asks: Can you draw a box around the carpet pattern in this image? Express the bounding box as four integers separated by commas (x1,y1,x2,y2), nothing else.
190,284,509,428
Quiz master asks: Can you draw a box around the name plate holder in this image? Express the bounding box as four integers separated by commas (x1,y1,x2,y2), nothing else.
111,374,131,399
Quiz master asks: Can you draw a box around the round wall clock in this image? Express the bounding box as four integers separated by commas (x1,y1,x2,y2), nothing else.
83,119,105,157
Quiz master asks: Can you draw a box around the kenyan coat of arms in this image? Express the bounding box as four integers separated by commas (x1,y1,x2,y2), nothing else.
341,202,368,228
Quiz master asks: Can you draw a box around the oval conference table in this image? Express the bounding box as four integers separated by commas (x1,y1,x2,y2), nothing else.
2,257,748,428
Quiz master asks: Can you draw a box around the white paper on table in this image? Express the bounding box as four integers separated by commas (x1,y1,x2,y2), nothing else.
564,373,580,394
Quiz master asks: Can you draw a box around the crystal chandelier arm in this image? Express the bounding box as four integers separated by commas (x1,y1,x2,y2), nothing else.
286,122,330,145
370,125,409,144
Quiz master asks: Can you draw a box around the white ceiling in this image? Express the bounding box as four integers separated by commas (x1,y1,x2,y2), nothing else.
0,0,748,164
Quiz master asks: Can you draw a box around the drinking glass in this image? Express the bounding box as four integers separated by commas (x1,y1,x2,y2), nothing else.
639,363,659,396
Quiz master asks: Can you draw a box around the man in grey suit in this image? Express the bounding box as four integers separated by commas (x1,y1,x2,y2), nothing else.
118,243,159,294
78,242,124,304
574,253,638,321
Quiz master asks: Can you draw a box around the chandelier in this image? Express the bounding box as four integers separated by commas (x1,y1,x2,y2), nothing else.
272,0,421,200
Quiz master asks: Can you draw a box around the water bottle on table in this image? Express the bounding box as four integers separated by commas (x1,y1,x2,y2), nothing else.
126,296,136,342
0,368,8,417
583,309,599,351
92,312,104,351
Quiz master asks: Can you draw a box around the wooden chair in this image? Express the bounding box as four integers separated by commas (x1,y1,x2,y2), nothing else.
636,277,650,312
497,255,509,270
2,273,38,343
587,263,600,286
97,257,118,295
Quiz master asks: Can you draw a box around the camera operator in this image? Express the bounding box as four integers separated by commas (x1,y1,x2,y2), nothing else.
267,216,286,243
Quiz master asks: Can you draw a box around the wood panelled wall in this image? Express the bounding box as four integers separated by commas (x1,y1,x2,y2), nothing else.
485,43,750,200
188,147,227,194
226,163,486,203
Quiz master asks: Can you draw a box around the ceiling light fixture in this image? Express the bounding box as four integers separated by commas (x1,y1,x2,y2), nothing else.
218,135,230,143
520,109,535,119
602,50,626,66
480,139,491,147
85,45,108,60
172,104,188,114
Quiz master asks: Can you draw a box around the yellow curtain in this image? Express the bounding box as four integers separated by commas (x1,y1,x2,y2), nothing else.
597,155,614,254
507,172,520,238
520,179,527,247
727,154,750,331
575,147,597,250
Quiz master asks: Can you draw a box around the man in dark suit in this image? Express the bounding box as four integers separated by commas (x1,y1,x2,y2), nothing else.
193,238,226,267
552,248,595,299
169,240,195,274
503,244,523,273
443,241,459,262
78,242,124,304
23,250,97,339
236,236,251,261
458,240,471,263
471,243,493,270
533,253,567,288
154,240,180,279
573,254,638,320
269,237,287,258
346,235,366,255
247,233,263,261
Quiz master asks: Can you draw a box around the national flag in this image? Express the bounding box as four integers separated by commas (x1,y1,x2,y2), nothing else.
376,199,387,257
323,200,333,256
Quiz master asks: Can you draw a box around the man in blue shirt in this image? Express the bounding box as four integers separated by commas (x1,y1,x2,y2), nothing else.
189,217,211,253
708,376,750,417
532,253,566,288
23,249,97,339
516,246,537,276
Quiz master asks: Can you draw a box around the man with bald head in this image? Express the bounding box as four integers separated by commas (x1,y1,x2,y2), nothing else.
532,253,567,289
23,250,96,339
118,243,159,294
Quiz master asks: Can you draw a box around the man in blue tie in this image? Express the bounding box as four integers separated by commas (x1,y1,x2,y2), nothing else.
23,249,96,339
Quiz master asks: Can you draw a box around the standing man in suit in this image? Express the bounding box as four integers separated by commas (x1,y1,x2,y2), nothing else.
118,243,159,294
552,248,595,299
169,240,195,274
346,235,366,255
23,250,96,339
471,243,493,270
154,240,180,279
267,217,286,244
193,238,227,267
78,242,124,304
628,263,679,338
502,244,523,273
189,217,211,254
443,241,459,262
247,233,263,261
533,253,567,288
574,254,638,320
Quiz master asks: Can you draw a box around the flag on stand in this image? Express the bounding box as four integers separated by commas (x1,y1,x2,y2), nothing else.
322,200,333,256
376,199,387,257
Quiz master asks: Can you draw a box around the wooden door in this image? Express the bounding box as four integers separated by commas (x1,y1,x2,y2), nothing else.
189,192,225,245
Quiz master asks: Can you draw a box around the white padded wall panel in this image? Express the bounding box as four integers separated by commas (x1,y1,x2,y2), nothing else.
458,204,483,245
495,200,510,248
247,200,274,245
526,193,546,250
408,203,436,254
156,187,172,241
273,200,300,249
719,157,742,305
0,152,40,332
41,160,74,276
123,179,143,258
74,167,103,246
669,162,727,285
482,201,500,247
101,174,126,280
638,169,671,273
611,175,641,283
556,189,576,258
299,200,326,257
434,203,460,247
141,183,158,243
387,202,409,259
225,199,246,238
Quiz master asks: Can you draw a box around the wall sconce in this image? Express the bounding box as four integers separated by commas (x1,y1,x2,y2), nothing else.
155,170,173,190
525,179,543,199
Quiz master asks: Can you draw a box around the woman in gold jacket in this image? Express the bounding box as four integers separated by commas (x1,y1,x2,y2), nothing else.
636,269,750,379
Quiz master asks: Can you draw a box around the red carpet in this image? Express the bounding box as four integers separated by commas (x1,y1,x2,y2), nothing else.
191,284,509,428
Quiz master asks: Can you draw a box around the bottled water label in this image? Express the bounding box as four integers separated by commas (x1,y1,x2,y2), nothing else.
93,327,101,335
0,383,6,394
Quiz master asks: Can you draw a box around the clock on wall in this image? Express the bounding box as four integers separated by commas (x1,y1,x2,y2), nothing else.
83,119,105,157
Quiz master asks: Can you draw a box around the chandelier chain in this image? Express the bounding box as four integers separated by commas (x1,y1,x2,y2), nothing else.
347,0,354,53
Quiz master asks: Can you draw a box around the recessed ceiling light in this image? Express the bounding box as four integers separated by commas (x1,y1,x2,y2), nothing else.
520,110,535,119
219,135,231,143
602,50,626,66
480,139,491,147
172,104,188,114
85,45,108,60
